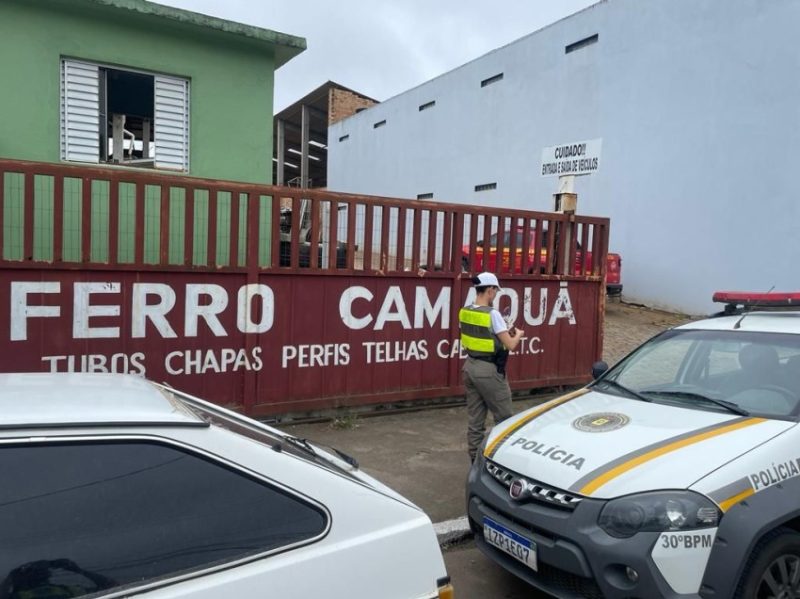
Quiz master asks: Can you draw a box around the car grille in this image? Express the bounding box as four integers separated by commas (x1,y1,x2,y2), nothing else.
477,532,604,599
486,459,582,510
531,562,604,599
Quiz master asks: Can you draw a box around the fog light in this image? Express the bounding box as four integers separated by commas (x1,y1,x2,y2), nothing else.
625,567,639,583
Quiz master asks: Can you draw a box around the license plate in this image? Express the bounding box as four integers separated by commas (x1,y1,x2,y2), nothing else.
483,516,537,571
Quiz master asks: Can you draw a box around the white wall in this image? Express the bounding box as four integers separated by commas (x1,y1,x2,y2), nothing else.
328,0,800,315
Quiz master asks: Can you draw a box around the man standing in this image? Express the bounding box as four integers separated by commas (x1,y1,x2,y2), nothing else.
459,272,525,462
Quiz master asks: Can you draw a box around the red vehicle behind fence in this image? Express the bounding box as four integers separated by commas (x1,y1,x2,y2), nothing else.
462,227,622,296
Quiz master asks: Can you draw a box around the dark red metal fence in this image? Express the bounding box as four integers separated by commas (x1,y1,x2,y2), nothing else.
0,159,608,416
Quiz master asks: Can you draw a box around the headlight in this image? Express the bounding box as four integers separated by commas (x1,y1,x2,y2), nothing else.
598,491,720,538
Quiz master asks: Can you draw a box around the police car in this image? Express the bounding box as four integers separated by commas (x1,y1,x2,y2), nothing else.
467,292,800,598
0,373,453,599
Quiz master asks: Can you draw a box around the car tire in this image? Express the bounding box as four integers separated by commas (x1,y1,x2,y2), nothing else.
735,527,800,599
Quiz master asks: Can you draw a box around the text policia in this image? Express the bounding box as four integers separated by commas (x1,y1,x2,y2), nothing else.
9,281,577,376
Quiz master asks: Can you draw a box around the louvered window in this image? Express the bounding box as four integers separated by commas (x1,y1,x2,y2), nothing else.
60,60,100,163
154,76,190,171
59,59,190,172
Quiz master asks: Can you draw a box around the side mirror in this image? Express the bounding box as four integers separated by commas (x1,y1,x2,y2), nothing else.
591,361,609,380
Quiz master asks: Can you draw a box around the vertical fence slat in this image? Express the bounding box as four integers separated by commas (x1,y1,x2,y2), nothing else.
328,200,339,269
107,178,118,264
363,204,373,270
290,195,301,269
247,192,259,268
81,176,91,263
310,196,320,269
24,171,34,260
532,218,551,274
207,189,218,267
442,211,453,272
482,214,492,273
396,207,407,272
270,191,280,268
507,216,519,274
520,217,532,275
380,204,390,272
411,207,421,270
183,187,194,266
468,213,477,273
599,223,609,280
53,175,64,263
134,183,145,266
495,216,507,274
229,192,240,268
543,218,554,274
452,212,465,274
346,199,356,269
567,219,577,276
591,223,602,276
580,222,590,275
159,185,170,266
395,206,408,272
426,209,437,270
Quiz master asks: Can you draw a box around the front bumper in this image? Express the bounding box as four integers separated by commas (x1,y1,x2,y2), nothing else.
467,459,694,599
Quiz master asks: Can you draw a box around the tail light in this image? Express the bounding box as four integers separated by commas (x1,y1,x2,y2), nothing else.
437,576,454,599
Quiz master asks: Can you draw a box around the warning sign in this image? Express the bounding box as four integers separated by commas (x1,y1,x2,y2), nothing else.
541,138,602,177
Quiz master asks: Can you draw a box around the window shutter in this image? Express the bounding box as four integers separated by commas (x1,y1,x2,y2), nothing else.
60,60,100,163
154,76,190,171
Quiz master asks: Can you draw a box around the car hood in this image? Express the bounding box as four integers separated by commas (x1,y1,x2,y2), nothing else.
485,388,793,499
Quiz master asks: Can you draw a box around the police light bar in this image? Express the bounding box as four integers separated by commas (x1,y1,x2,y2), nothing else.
713,291,800,308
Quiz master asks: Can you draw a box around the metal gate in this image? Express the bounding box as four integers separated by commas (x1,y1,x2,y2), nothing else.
0,159,609,416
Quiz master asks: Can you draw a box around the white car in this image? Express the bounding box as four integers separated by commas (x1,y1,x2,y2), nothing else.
0,373,453,599
467,291,800,599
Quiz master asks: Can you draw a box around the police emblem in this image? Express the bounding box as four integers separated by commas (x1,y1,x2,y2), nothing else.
572,412,630,433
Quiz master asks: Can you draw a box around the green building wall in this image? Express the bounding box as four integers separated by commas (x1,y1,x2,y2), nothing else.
0,0,280,184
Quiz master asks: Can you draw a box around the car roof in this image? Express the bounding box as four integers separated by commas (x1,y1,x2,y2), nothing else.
677,311,800,335
0,373,206,429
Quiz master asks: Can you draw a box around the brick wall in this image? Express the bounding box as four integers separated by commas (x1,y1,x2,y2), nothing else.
328,88,377,125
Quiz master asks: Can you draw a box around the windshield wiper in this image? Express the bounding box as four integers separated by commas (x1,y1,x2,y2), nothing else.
282,435,359,469
642,390,750,417
282,435,319,457
593,379,652,403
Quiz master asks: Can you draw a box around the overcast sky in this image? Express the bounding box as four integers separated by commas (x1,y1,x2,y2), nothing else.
158,0,598,112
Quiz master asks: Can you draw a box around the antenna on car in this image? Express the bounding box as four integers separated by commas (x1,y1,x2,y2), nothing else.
734,285,775,329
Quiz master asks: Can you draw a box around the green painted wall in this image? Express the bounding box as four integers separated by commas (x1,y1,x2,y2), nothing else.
0,0,277,184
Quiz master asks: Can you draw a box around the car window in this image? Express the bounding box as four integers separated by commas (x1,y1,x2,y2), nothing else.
614,336,694,388
605,329,800,419
0,441,328,597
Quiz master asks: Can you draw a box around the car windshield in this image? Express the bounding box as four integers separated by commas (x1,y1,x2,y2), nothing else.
596,329,800,420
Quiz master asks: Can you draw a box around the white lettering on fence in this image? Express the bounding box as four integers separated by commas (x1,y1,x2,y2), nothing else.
11,282,61,341
132,283,177,338
185,284,228,337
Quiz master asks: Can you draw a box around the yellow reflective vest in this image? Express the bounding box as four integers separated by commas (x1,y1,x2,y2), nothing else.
459,305,502,358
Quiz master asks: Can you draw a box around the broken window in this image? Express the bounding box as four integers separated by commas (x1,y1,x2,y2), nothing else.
61,59,189,171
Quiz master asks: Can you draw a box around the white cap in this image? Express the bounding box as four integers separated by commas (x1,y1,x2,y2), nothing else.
474,272,501,288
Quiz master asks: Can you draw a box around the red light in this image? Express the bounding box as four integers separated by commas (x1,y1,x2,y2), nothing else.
713,291,800,307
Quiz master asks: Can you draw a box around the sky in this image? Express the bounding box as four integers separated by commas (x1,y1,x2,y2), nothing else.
157,0,598,112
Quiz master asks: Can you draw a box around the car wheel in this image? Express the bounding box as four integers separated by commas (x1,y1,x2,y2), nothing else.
736,527,800,599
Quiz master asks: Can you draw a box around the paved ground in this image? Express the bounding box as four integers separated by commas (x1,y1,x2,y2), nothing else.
278,300,692,596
